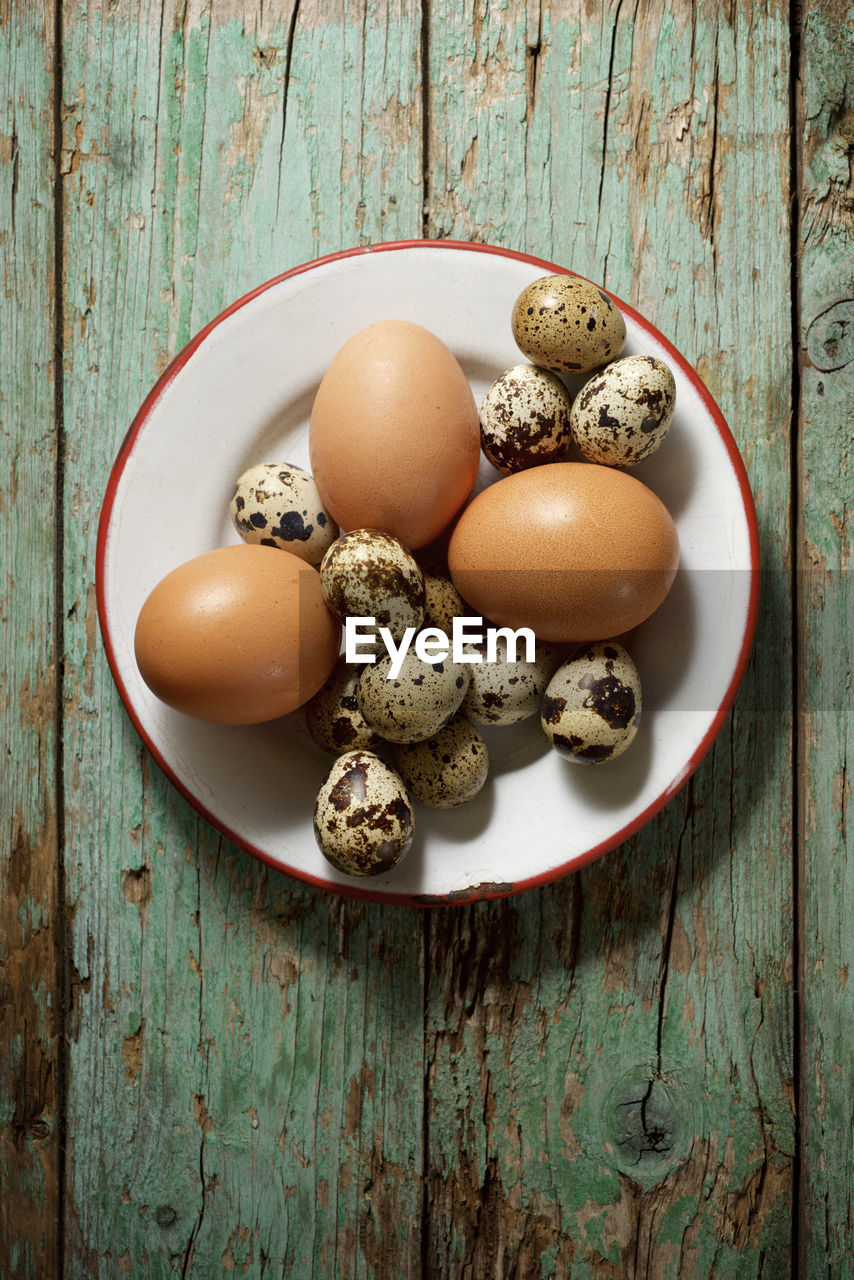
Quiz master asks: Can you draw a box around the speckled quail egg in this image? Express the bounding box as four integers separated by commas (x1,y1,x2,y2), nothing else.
358,650,471,743
479,364,573,473
391,715,489,808
422,574,467,635
230,462,338,566
313,749,414,876
541,641,642,764
463,636,566,726
511,275,626,375
570,355,676,467
320,529,425,643
305,658,381,755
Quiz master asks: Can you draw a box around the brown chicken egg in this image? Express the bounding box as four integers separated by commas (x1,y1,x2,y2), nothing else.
134,544,341,724
447,463,679,642
309,320,481,549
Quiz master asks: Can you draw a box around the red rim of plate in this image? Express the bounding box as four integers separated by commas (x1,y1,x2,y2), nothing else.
96,239,761,908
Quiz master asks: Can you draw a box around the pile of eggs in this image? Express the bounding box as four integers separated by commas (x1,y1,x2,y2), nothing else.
133,274,680,879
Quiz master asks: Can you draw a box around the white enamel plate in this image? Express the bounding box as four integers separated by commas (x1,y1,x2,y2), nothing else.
97,242,759,905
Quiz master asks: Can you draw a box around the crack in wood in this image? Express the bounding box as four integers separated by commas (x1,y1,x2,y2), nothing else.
790,3,806,1275
704,68,720,263
421,0,431,235
597,0,625,231
9,119,18,236
656,779,694,1073
525,0,543,125
180,846,209,1276
275,0,301,221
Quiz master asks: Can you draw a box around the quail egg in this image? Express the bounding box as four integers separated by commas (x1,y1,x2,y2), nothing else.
230,462,338,566
391,715,489,808
463,636,565,726
358,651,471,743
479,364,573,473
313,749,414,876
541,641,642,763
570,355,676,467
511,275,626,375
422,574,467,636
305,658,381,755
320,529,425,643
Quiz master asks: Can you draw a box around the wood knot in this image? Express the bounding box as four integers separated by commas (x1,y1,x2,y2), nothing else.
602,1067,693,1184
806,298,854,371
154,1205,177,1228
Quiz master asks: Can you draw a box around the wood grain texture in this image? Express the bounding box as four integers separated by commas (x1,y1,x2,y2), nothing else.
425,1,794,1273
797,0,854,1272
6,0,854,1273
59,2,425,1273
0,6,61,1278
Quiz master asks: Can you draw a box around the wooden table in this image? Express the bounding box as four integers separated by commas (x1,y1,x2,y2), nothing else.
3,2,852,1275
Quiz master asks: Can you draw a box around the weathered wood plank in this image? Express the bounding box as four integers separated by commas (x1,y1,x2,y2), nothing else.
797,0,854,1272
60,2,425,1274
425,1,794,1273
0,5,61,1278
18,1,852,1273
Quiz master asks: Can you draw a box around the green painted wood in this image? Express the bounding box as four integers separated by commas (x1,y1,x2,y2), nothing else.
797,1,854,1272
59,3,425,1274
7,1,854,1274
0,5,61,1278
424,1,795,1273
